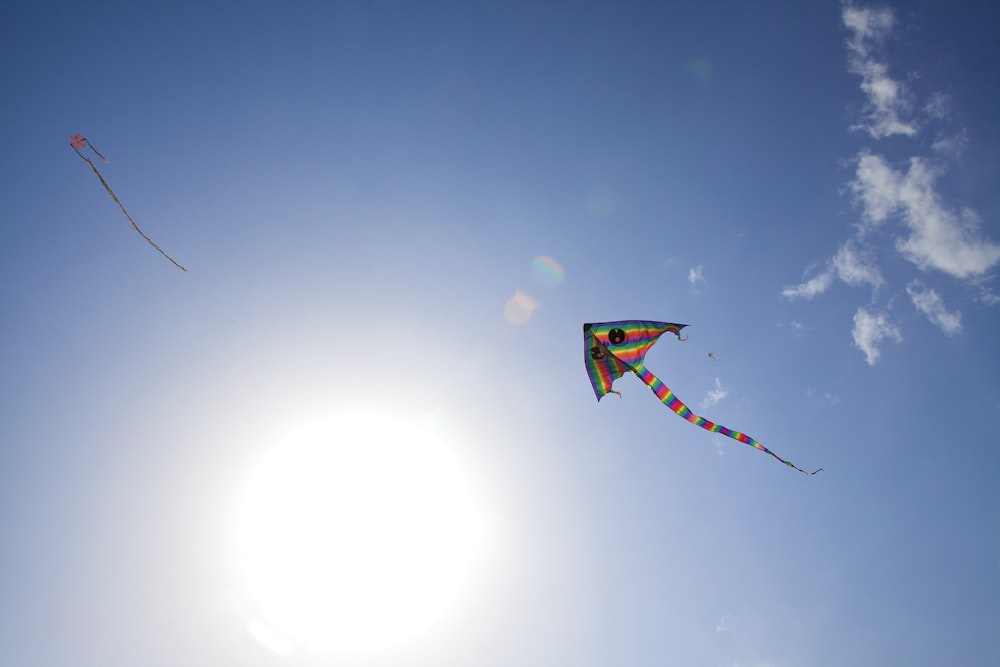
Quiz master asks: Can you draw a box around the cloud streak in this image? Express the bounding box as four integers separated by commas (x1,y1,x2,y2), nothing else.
842,3,916,138
850,154,1000,278
907,281,962,335
700,378,728,409
688,265,707,291
852,308,902,365
783,239,883,299
781,3,999,364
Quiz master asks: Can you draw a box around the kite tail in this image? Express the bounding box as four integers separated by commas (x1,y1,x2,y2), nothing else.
86,140,110,163
632,364,822,476
73,148,188,272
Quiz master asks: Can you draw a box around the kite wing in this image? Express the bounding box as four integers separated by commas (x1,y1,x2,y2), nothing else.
584,328,630,399
584,319,821,476
583,320,688,400
70,134,188,271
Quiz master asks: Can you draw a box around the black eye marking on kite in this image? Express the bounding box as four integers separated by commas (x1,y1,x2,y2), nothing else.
608,328,627,345
590,346,605,360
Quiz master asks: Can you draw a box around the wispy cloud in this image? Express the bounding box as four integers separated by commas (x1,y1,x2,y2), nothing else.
807,388,842,404
978,288,1000,306
782,270,834,300
782,3,999,364
782,239,882,299
715,613,732,633
924,92,952,122
833,239,883,287
850,154,1000,278
906,281,962,335
931,132,966,158
700,378,728,409
689,264,707,289
842,3,916,138
850,151,901,226
852,307,902,365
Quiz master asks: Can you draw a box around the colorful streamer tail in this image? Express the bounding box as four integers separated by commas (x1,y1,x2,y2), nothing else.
70,134,187,272
634,363,822,476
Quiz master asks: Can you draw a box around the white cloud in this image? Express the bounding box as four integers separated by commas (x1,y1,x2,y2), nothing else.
715,613,732,633
852,308,902,365
842,4,917,138
832,239,883,288
977,288,1000,306
689,264,706,288
931,131,967,158
783,5,997,366
782,240,882,299
806,388,841,404
906,281,962,335
851,153,1000,278
851,152,901,225
782,270,834,300
842,4,895,41
924,92,952,122
700,378,728,409
894,167,1000,278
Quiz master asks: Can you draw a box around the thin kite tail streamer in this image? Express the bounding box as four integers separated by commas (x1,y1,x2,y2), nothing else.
633,364,822,476
73,148,188,271
85,140,110,163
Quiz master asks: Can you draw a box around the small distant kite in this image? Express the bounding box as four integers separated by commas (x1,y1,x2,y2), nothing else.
70,134,187,271
584,320,821,475
708,352,718,361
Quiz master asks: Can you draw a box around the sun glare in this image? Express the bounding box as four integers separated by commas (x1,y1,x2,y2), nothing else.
239,411,484,655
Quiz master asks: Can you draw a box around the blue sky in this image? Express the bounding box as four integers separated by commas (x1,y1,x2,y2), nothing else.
2,1,998,666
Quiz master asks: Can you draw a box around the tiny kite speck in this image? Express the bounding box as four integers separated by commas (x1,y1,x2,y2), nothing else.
584,320,821,475
70,134,187,271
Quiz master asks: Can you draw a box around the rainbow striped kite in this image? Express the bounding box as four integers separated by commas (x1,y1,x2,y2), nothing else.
584,320,821,475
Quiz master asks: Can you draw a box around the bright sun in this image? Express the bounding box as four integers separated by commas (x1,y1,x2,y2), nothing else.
239,411,484,655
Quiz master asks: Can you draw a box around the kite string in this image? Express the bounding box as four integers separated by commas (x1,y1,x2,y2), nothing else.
632,363,822,476
73,148,188,272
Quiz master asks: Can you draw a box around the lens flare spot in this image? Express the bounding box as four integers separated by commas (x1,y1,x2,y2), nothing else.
503,289,540,325
531,255,565,286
